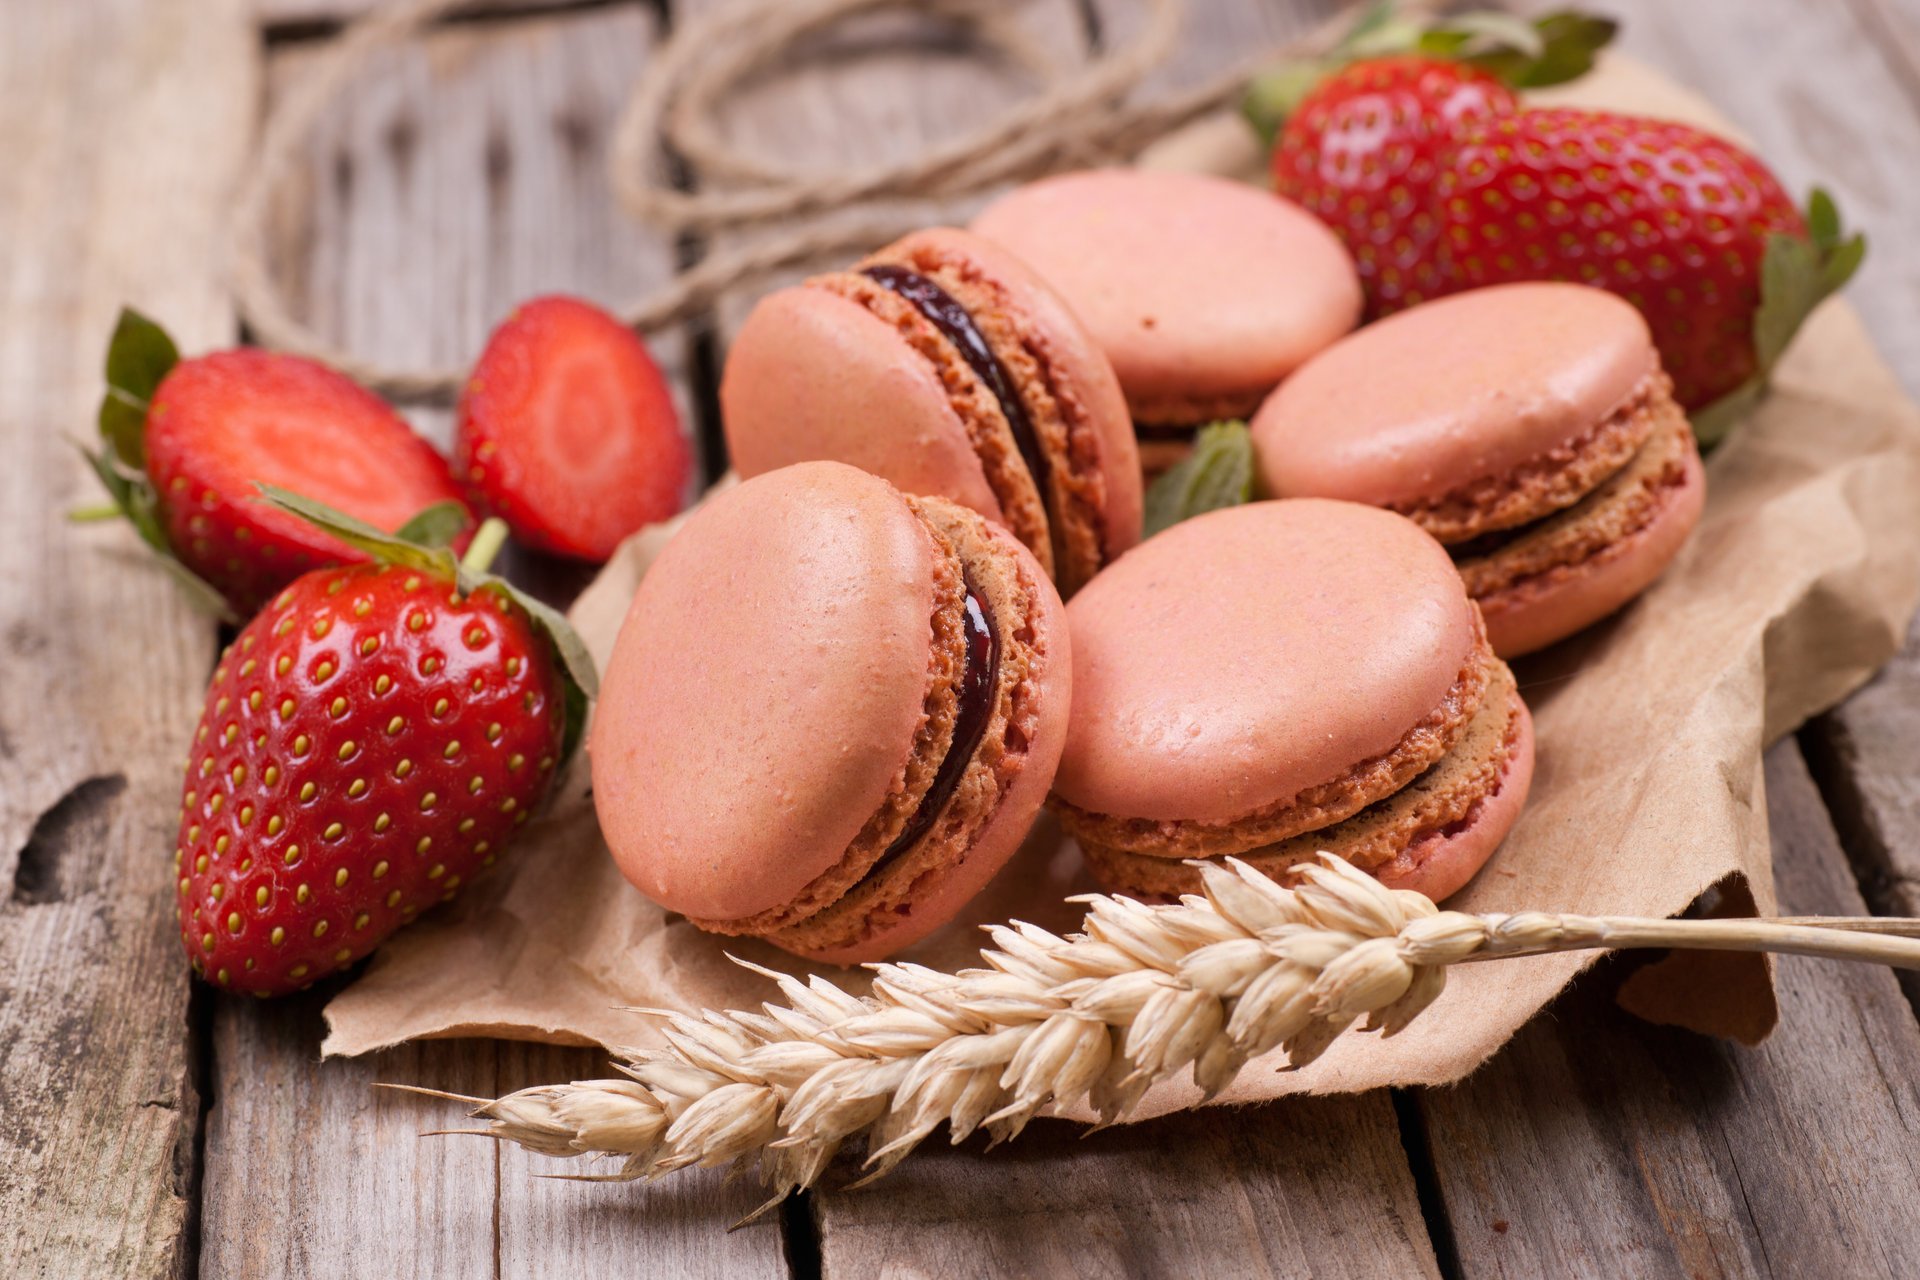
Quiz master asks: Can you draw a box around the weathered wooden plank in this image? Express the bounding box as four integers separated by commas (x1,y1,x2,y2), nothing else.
685,0,1092,344
0,1,254,1274
203,8,781,1274
813,1098,1440,1279
1416,741,1920,1280
493,1040,790,1278
262,3,693,455
1091,0,1332,96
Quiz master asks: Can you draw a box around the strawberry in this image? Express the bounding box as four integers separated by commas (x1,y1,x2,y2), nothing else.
1250,10,1617,315
1431,109,1865,434
1273,57,1515,314
456,296,690,562
171,493,596,997
85,309,472,617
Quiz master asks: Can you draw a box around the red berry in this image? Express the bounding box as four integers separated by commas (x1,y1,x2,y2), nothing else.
1273,56,1516,315
456,296,690,562
145,350,470,613
1432,108,1809,408
173,562,566,997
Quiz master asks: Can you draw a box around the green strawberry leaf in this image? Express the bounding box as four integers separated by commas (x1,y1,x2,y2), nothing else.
258,484,461,581
1692,187,1865,447
77,444,237,621
1143,422,1255,538
1461,11,1617,89
1240,5,1616,142
98,308,179,467
395,500,473,549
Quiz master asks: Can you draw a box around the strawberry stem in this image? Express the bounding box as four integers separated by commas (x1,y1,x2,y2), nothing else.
460,517,510,578
68,503,126,522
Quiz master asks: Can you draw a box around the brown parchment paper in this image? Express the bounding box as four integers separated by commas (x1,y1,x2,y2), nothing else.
321,56,1920,1111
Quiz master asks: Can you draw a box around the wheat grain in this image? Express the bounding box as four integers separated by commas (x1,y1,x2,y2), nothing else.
420,853,1920,1217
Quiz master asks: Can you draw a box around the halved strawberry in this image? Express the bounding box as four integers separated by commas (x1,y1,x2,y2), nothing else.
455,296,691,562
85,310,471,616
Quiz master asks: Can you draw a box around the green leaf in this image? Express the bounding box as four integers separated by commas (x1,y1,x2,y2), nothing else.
1751,189,1866,371
256,484,461,581
1238,5,1615,141
98,308,179,467
1143,422,1255,538
1241,60,1335,145
77,445,236,620
396,500,472,549
1691,190,1864,446
1480,12,1618,88
1690,379,1767,450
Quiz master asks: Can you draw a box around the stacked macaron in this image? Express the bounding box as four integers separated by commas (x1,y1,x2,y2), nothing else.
723,227,1142,596
1252,283,1706,657
1049,499,1534,903
970,169,1362,474
591,174,1726,963
591,462,1071,964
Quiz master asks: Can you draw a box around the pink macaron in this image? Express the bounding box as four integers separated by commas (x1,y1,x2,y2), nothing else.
1252,283,1706,657
590,461,1072,964
970,169,1362,467
1050,498,1532,903
721,227,1141,597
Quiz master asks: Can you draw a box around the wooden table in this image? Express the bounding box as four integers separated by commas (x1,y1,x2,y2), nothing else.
6,0,1920,1275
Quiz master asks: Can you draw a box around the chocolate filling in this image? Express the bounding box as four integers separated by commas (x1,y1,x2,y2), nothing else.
862,264,1052,518
870,573,1000,876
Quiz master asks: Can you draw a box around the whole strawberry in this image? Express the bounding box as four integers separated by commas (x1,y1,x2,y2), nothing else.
172,493,594,997
1432,109,1865,431
85,310,471,617
456,295,690,563
1273,56,1515,314
1250,10,1616,316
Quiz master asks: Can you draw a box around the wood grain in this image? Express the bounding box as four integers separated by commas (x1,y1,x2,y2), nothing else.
812,1098,1440,1279
202,8,784,1273
0,1,255,1274
1416,742,1920,1280
262,3,691,453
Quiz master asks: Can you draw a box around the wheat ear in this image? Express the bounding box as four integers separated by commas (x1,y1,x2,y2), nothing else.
411,853,1920,1218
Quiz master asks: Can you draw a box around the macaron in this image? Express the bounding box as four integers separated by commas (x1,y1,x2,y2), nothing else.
590,461,1071,964
970,169,1362,471
1050,499,1533,904
721,227,1141,597
1251,283,1706,658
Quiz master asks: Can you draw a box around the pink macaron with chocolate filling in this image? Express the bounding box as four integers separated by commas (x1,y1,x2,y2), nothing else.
1251,283,1706,657
721,227,1141,597
1050,499,1532,904
590,461,1071,964
970,169,1362,473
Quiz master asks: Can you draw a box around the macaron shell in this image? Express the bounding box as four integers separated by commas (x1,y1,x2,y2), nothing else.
791,512,1073,965
590,462,939,922
1373,696,1535,902
970,169,1362,421
1479,438,1707,657
1054,499,1478,823
1252,283,1659,508
722,287,1006,523
887,227,1144,567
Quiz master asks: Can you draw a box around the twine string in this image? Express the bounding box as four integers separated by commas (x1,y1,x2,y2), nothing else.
227,0,1382,400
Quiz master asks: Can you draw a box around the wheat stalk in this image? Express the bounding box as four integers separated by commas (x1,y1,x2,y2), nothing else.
400,854,1920,1219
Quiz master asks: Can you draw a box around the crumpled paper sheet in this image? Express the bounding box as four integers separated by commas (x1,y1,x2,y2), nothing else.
322,56,1920,1112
